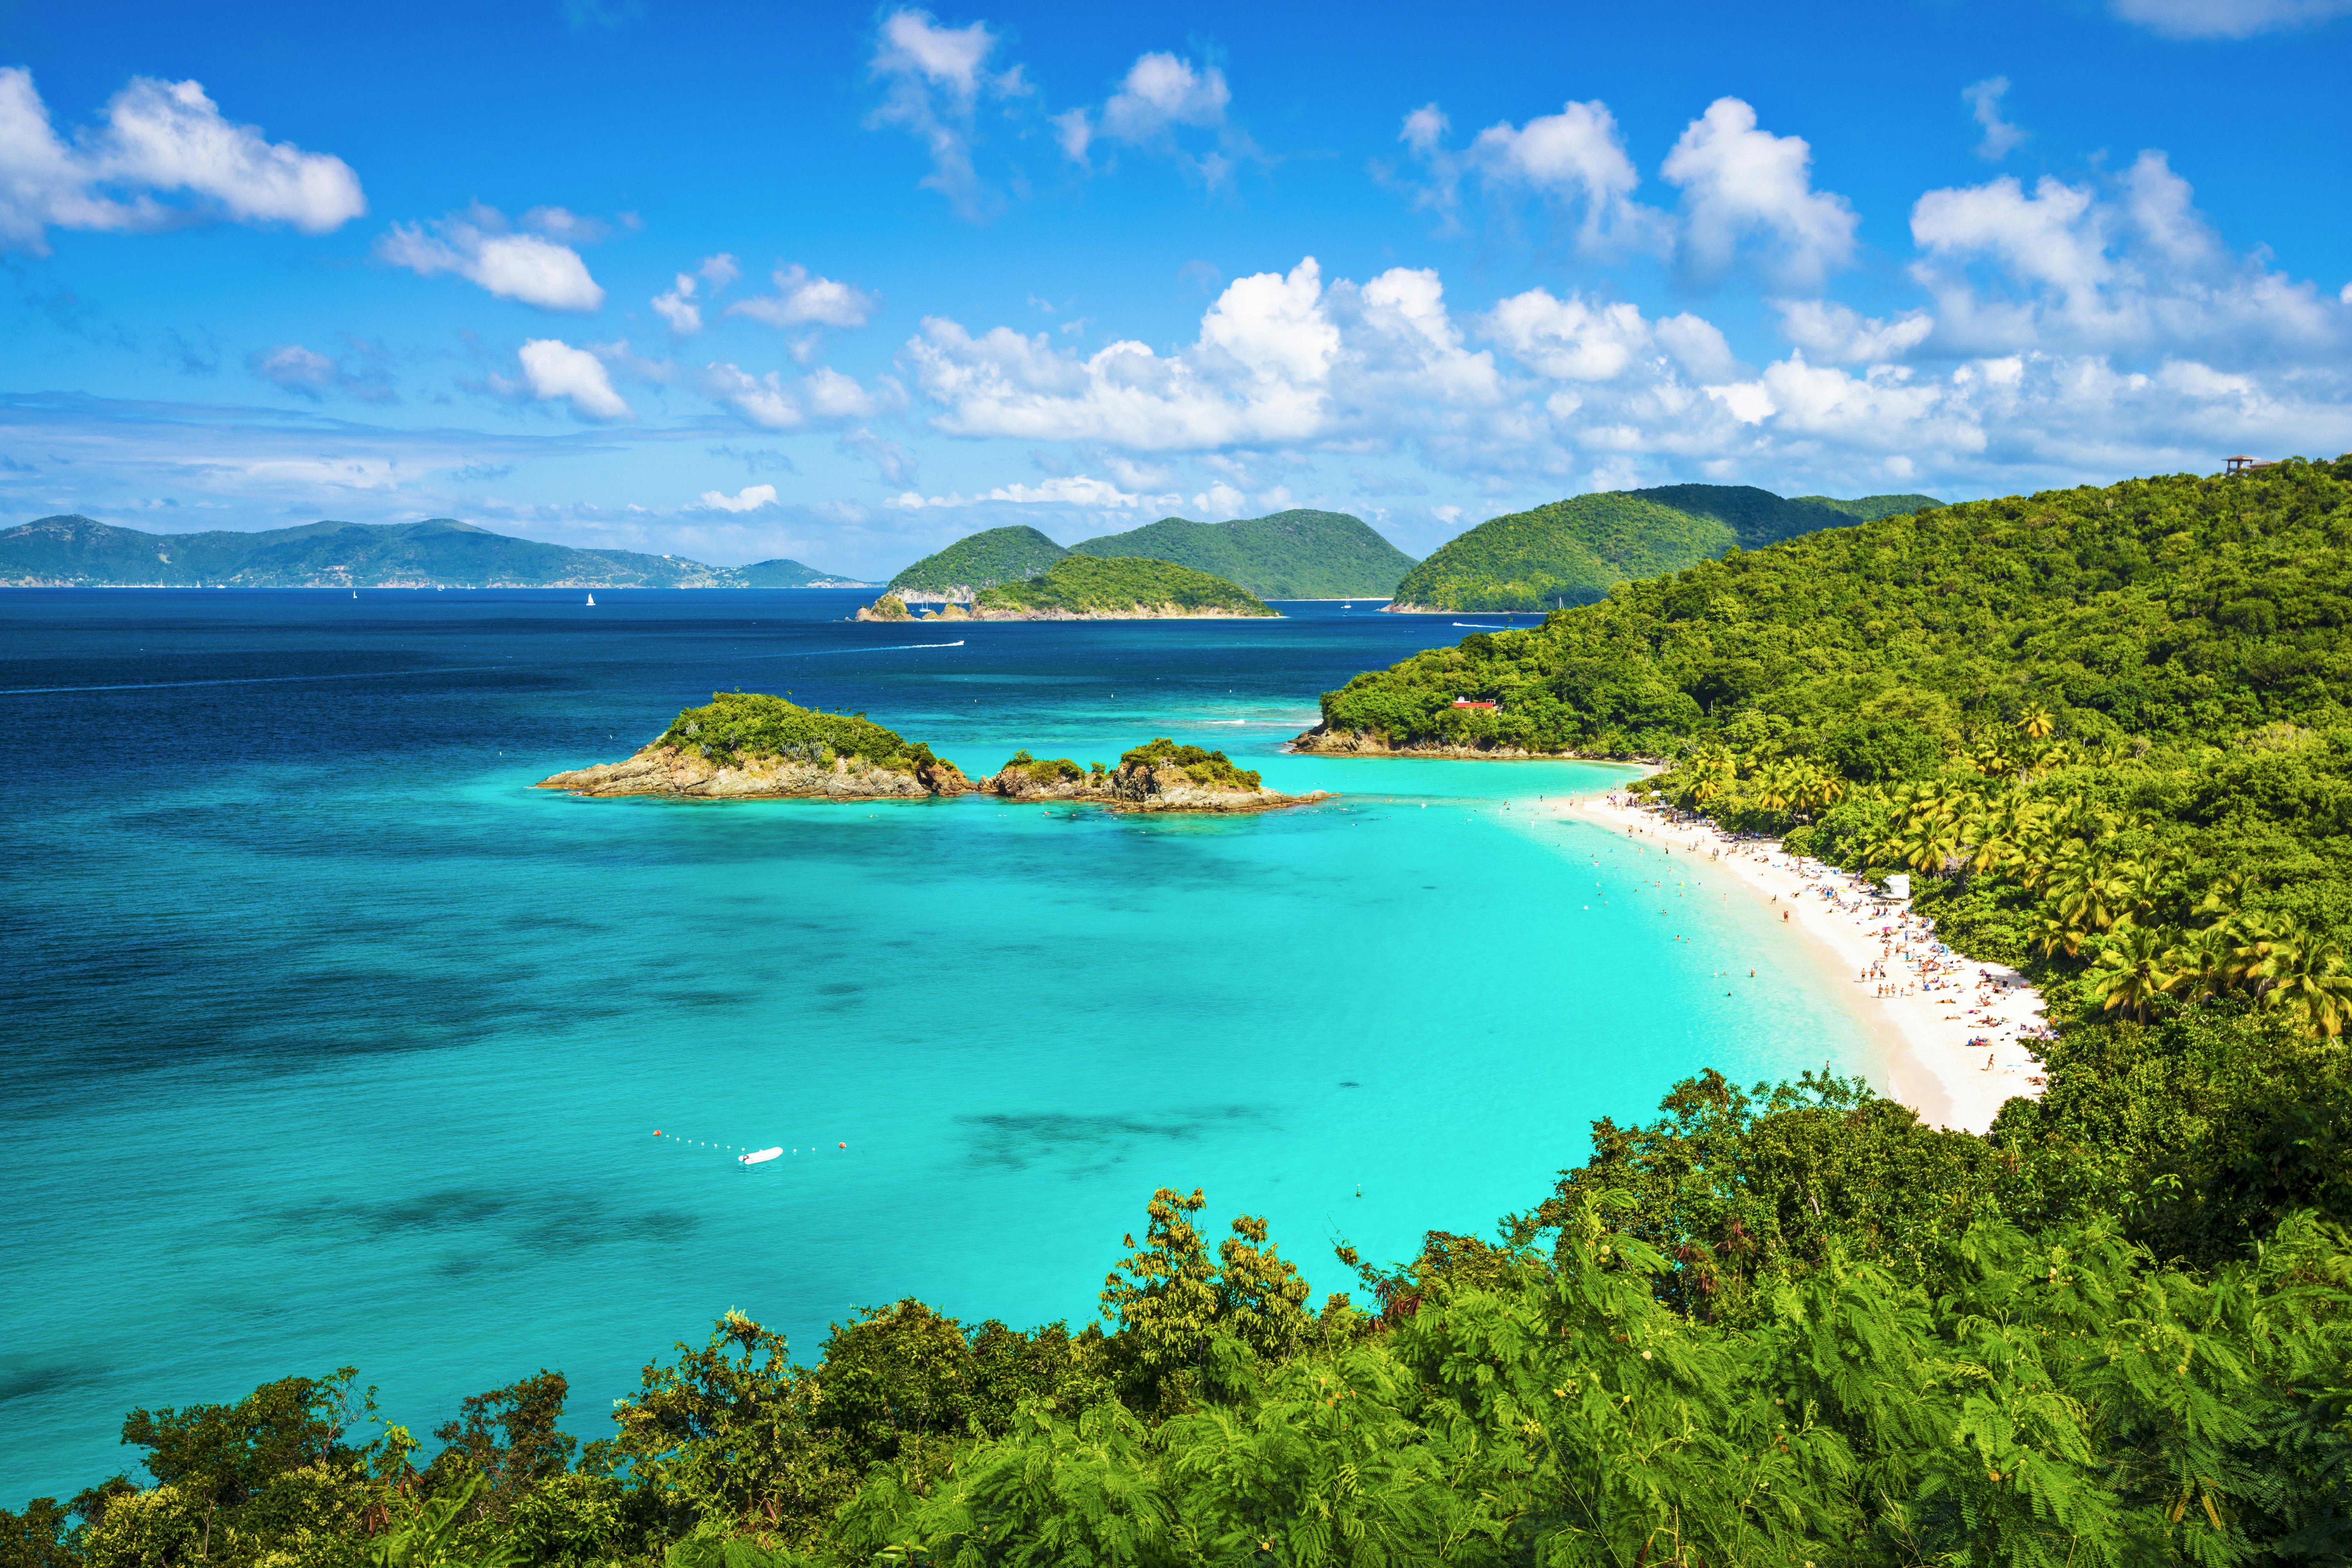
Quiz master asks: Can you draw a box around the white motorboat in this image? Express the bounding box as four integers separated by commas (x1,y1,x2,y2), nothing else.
738,1146,782,1165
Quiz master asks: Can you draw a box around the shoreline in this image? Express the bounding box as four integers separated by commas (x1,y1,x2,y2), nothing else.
1553,780,2047,1134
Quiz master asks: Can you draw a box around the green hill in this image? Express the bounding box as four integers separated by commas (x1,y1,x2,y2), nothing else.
1390,484,1946,612
971,555,1274,617
886,525,1067,595
1068,508,1416,599
0,515,864,588
732,557,873,587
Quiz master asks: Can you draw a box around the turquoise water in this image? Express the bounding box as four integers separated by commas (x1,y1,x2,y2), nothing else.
0,590,1873,1500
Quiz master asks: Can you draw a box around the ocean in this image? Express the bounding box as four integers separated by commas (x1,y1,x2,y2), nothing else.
0,588,1874,1500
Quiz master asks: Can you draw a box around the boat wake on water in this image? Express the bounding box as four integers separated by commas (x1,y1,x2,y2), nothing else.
731,640,964,660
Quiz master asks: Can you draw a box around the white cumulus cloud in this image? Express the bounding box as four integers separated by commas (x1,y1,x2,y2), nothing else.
1057,51,1235,180
504,339,632,421
651,254,740,334
1775,301,1936,363
1396,97,1663,253
906,257,1503,454
697,362,900,431
729,265,880,329
1662,98,1859,289
866,7,1031,219
1962,77,2028,162
380,206,605,312
1907,151,2346,364
0,67,365,253
699,484,779,512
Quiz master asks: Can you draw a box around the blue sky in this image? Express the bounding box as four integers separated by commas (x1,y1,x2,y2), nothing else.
2,0,2347,577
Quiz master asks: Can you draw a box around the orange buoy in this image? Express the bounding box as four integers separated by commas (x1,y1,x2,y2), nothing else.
838,1142,846,1149
653,1130,663,1137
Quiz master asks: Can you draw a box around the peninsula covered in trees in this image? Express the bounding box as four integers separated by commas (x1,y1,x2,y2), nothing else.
13,459,2352,1566
1385,483,1942,612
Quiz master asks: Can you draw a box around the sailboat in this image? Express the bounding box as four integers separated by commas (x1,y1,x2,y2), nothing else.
586,593,597,606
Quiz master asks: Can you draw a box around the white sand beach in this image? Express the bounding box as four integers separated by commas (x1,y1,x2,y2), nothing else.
1550,782,2048,1133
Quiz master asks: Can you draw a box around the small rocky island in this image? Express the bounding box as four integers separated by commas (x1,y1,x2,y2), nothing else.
536,692,974,799
858,555,1276,622
537,695,1327,813
981,738,1327,813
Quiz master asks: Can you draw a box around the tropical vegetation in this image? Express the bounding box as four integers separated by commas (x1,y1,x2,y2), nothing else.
885,527,1067,595
653,693,953,778
1067,510,1418,600
971,555,1273,617
1120,737,1263,790
1388,484,1942,612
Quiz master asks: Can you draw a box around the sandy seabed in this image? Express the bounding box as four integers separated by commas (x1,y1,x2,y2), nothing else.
1557,785,2047,1134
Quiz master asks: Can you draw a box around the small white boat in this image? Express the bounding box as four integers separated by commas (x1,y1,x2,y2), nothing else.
586,593,597,606
738,1146,782,1166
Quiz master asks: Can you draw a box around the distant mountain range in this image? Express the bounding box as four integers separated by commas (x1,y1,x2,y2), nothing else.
1388,486,1945,612
0,516,874,588
889,510,1419,601
6,490,1946,602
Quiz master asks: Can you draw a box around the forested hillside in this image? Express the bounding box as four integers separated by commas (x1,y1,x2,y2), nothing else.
1389,483,1944,612
1068,508,1417,598
971,554,1273,617
10,461,2352,1567
884,525,1066,594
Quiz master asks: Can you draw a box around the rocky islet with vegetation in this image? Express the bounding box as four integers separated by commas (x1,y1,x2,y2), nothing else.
538,694,1319,814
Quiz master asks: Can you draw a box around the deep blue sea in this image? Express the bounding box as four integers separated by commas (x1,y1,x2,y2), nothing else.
0,588,1873,1501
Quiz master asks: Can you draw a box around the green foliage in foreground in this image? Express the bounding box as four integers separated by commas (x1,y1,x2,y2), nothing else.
652,693,952,777
1389,484,1932,613
885,527,1067,594
973,555,1274,617
12,1151,2350,1568
1119,737,1263,790
1067,510,1418,599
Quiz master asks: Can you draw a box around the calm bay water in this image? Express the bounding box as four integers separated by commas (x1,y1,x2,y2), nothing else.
0,588,1872,1499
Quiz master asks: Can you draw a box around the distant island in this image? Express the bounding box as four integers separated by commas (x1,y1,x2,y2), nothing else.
0,516,873,589
858,555,1275,621
888,510,1417,603
536,693,1320,813
1387,485,1942,612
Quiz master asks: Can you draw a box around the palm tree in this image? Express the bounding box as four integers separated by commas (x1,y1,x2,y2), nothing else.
2163,925,2238,1003
2054,855,2134,933
2018,703,2055,740
2086,927,2181,1022
2033,913,2085,960
2265,938,2352,1038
